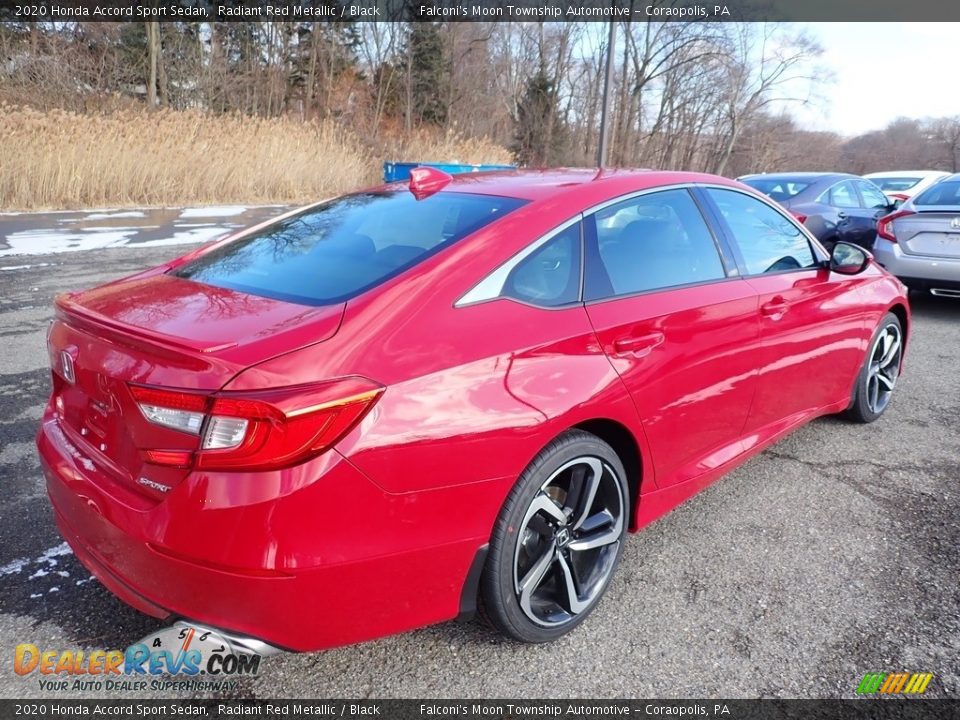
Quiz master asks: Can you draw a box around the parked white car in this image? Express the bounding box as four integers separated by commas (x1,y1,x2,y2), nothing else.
864,171,950,203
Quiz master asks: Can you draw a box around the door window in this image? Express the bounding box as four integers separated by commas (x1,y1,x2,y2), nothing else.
826,182,860,209
705,188,817,275
584,188,727,300
856,180,892,210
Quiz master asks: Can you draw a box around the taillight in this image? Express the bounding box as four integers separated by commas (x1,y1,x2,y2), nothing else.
877,210,915,243
130,378,384,472
790,211,808,225
130,386,206,435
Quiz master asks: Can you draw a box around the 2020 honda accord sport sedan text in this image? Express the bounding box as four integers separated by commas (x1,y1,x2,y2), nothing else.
37,168,910,652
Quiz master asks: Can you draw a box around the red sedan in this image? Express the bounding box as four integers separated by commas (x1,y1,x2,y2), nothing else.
37,169,909,651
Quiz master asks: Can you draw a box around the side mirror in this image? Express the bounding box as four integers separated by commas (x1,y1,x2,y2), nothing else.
830,241,871,275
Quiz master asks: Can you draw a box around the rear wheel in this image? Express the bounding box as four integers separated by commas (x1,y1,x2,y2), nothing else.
846,312,903,423
480,430,628,643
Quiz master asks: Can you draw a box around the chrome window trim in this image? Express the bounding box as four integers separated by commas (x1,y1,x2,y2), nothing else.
579,182,693,216
455,215,583,308
456,180,829,310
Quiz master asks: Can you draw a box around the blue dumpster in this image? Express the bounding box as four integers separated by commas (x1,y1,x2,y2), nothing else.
383,162,516,183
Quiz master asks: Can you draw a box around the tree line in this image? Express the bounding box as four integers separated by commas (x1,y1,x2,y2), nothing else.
2,18,959,177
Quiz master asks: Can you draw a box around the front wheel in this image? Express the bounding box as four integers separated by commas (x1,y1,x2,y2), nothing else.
846,312,903,423
480,430,628,643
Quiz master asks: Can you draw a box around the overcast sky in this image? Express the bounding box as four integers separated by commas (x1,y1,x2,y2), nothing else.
792,22,960,136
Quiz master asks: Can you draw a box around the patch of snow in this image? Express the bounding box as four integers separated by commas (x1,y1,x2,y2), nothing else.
0,229,135,257
30,593,42,599
38,542,72,565
1,542,73,579
0,557,29,576
0,263,53,271
180,205,249,218
84,211,146,220
133,226,228,247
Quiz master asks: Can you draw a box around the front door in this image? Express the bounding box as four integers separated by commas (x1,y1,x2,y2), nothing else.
700,186,869,441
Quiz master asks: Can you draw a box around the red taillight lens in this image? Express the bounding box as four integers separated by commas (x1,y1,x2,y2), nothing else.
877,210,915,243
131,377,384,472
130,385,207,435
790,211,808,224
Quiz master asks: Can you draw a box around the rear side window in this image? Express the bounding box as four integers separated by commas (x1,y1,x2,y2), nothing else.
705,188,817,275
502,222,581,307
914,181,960,206
174,192,526,305
585,188,726,300
871,177,921,192
741,178,811,201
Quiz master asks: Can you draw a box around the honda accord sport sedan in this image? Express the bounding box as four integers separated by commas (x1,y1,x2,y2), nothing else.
37,168,910,652
874,173,960,297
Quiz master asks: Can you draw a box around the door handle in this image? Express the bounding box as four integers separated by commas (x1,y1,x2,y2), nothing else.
760,298,789,318
837,211,848,220
613,332,665,357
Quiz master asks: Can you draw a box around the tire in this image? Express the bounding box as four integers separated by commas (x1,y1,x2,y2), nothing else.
480,430,629,643
846,312,904,423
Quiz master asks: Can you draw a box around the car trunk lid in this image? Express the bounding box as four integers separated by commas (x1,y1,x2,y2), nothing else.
47,273,344,501
894,209,960,259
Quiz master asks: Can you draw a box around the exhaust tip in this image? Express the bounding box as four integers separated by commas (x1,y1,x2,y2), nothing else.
173,620,284,657
930,288,960,298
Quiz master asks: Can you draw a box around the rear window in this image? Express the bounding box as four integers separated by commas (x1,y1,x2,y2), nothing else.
174,191,526,305
870,177,921,192
913,181,960,206
740,177,811,201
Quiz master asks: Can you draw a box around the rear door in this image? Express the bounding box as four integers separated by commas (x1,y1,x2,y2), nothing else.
700,186,869,441
853,180,895,249
583,187,760,488
825,180,875,248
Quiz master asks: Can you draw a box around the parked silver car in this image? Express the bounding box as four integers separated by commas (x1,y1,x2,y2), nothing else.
874,173,960,297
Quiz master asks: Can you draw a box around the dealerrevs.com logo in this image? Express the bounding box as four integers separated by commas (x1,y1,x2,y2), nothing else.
15,623,262,693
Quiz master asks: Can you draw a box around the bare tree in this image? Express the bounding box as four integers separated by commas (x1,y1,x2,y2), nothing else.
710,23,824,175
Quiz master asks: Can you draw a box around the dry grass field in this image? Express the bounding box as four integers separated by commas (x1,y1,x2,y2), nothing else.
0,106,513,211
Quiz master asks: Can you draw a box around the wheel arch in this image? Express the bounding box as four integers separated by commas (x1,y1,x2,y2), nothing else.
573,418,643,531
888,302,909,343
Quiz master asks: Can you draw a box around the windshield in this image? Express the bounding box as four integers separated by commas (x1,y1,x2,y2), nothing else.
174,191,526,305
913,181,960,207
740,178,811,201
870,177,921,192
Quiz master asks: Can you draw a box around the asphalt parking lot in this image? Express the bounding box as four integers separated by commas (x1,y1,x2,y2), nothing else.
0,231,958,700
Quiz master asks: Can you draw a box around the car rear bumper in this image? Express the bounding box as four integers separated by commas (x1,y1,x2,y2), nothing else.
873,238,960,288
37,412,487,652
